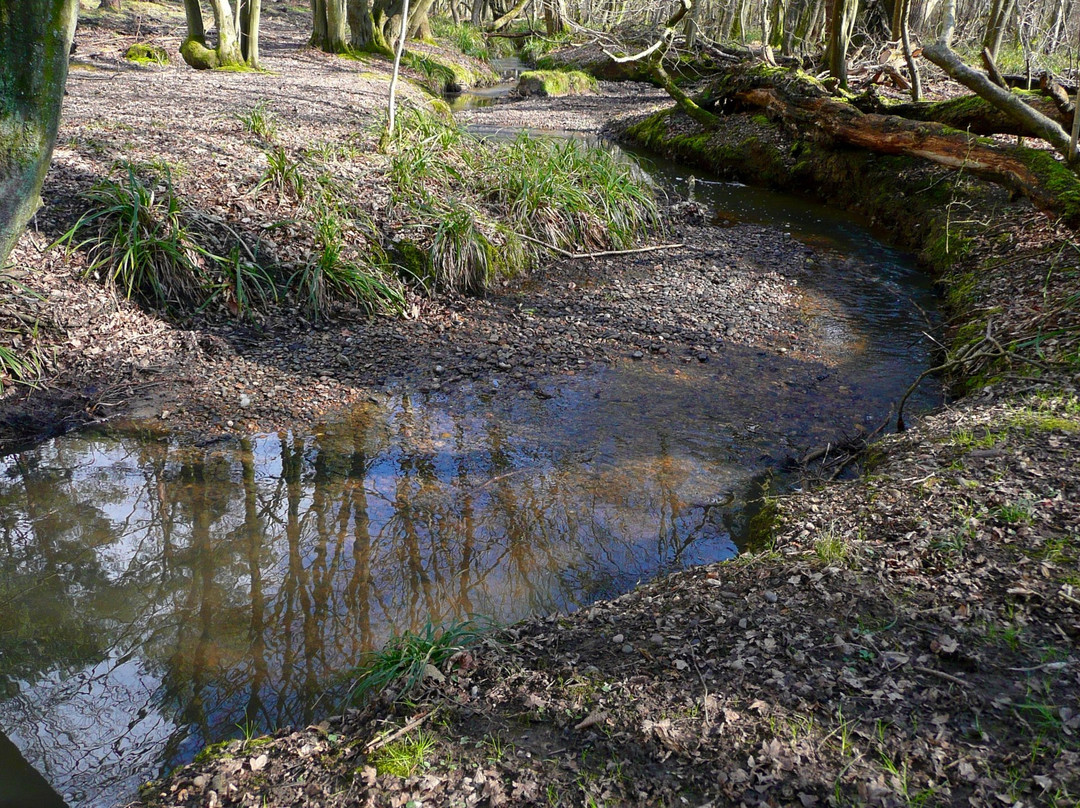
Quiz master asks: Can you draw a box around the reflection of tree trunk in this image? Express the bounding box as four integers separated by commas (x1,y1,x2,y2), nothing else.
184,459,214,740
276,434,303,727
346,433,374,658
240,439,268,727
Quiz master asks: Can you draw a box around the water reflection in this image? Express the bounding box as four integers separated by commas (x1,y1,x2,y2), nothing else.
0,364,778,805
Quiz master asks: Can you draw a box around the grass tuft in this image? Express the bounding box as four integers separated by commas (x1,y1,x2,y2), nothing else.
54,164,212,308
349,619,484,705
370,730,436,778
237,100,278,140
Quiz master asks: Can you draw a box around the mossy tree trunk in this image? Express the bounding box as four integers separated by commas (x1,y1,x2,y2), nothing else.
348,0,432,55
312,0,349,53
0,0,79,268
181,0,258,69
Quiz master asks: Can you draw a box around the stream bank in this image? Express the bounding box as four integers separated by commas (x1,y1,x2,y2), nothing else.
135,76,1080,808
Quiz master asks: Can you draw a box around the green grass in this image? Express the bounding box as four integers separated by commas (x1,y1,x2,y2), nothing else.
293,204,405,320
814,529,849,565
370,730,436,777
260,146,305,199
53,163,212,308
237,100,278,140
386,109,661,293
348,619,484,705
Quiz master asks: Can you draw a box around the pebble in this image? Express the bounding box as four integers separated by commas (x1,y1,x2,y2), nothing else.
632,351,644,359
764,591,778,603
612,633,624,644
621,643,634,654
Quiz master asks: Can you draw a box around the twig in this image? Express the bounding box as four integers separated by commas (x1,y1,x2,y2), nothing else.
913,665,971,687
363,710,434,754
516,232,684,259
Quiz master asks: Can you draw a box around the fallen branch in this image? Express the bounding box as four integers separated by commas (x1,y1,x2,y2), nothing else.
363,710,434,754
517,232,684,259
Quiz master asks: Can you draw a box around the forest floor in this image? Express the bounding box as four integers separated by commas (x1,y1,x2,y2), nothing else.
1,4,1079,808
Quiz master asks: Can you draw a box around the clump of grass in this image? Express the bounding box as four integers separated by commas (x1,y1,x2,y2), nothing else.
814,529,850,565
54,164,212,308
429,17,494,61
293,204,405,320
260,146,305,200
237,100,277,140
349,620,484,705
205,245,280,318
370,731,436,778
387,109,661,294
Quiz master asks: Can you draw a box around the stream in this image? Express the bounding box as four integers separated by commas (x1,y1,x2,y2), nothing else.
0,85,942,808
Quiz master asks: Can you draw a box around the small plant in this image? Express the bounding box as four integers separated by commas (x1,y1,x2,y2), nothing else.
995,502,1032,525
260,146,305,200
54,164,212,308
370,730,436,778
206,246,279,318
814,529,849,565
237,100,278,140
348,619,484,705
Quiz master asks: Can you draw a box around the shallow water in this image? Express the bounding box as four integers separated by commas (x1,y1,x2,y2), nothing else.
0,113,941,807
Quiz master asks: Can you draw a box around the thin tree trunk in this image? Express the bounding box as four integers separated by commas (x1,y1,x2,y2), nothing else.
386,0,412,141
0,0,80,267
827,0,858,88
982,0,1015,61
898,0,921,100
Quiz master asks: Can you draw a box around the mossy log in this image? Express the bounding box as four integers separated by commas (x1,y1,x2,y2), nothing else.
694,65,1080,224
862,92,1072,137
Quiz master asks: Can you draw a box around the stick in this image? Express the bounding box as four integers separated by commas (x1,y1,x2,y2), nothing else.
363,710,433,754
517,232,684,259
913,665,971,687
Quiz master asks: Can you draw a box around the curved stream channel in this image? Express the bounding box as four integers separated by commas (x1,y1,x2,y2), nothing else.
0,93,942,807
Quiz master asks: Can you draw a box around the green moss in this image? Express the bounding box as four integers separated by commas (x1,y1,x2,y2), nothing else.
192,740,233,765
394,239,432,283
125,42,169,65
180,37,219,70
1018,148,1080,225
516,69,596,98
751,113,771,127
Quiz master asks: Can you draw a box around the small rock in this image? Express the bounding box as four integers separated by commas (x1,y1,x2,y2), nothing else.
612,633,624,644
239,394,251,408
764,591,778,604
631,351,644,359
621,643,635,654
192,775,208,791
249,754,268,772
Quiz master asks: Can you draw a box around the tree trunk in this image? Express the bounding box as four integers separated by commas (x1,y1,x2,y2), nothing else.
544,0,566,35
0,0,80,267
826,0,858,88
241,0,262,67
312,0,349,52
99,0,121,9
727,80,1075,219
897,0,921,100
982,0,1015,62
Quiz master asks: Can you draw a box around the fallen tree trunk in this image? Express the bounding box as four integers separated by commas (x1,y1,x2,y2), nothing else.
922,40,1076,162
692,67,1080,223
858,92,1073,137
